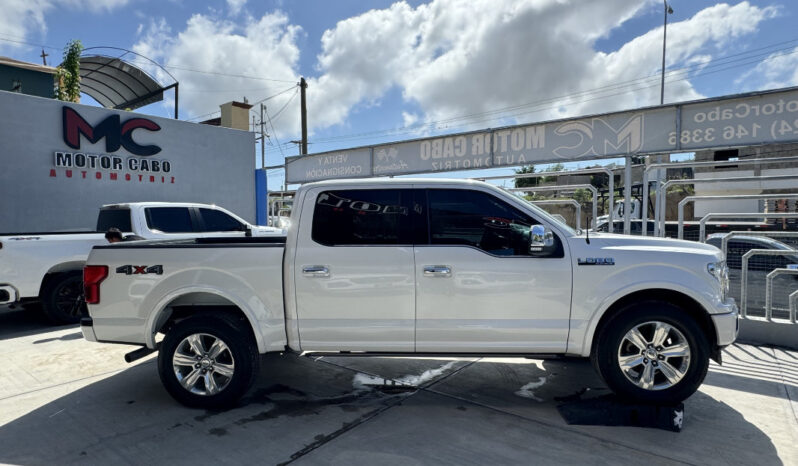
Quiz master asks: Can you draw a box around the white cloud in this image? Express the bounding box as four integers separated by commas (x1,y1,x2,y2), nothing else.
7,0,770,152
61,0,129,12
226,0,247,16
132,12,302,135
0,0,52,51
736,46,798,90
308,0,778,135
0,0,129,53
402,111,418,127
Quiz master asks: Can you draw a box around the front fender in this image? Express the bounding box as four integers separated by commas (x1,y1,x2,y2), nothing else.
568,263,721,357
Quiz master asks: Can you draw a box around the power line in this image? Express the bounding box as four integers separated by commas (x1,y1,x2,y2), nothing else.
0,34,61,51
277,43,798,150
183,86,297,122
265,107,286,160
268,38,798,149
268,88,299,123
249,85,298,109
160,64,296,83
185,110,220,122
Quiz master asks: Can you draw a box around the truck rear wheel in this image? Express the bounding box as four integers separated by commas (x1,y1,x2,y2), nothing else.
41,271,85,325
158,314,260,409
591,302,710,404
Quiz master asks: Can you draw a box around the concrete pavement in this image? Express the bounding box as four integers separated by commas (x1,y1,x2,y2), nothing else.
0,307,796,465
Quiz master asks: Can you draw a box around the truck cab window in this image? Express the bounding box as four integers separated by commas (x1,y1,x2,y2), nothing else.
312,189,411,246
145,207,194,233
198,208,244,232
96,208,132,232
427,189,550,256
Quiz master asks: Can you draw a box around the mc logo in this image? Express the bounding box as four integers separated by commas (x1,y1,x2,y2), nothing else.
62,107,162,156
553,114,643,159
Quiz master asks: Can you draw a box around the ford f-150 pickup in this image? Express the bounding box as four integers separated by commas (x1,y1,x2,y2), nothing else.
0,202,279,324
81,178,738,408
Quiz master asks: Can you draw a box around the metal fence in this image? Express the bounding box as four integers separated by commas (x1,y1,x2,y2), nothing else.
707,231,798,323
510,184,597,229
528,199,582,231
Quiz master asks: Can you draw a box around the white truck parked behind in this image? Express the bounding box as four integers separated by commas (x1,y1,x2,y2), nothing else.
0,202,279,324
81,179,737,408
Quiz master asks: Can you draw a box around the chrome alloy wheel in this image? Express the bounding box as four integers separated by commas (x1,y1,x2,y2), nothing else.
172,333,235,396
617,321,691,391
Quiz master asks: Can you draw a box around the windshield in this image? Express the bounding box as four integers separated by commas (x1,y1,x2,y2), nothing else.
511,193,578,236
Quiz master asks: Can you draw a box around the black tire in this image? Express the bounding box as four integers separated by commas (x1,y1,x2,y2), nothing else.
158,314,260,409
591,301,710,404
41,271,85,325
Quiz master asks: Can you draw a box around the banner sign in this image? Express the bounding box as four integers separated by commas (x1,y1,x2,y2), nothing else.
286,86,798,183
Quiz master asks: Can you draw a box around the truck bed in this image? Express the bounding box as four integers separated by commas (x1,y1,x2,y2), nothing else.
84,235,288,352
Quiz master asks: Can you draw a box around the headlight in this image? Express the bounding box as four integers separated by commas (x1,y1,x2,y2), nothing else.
707,261,729,301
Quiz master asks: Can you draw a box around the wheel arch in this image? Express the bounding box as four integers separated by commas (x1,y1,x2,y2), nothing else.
585,288,718,361
145,288,266,353
39,261,85,295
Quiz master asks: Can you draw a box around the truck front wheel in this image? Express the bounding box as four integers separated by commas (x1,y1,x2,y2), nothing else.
158,314,260,408
592,302,710,404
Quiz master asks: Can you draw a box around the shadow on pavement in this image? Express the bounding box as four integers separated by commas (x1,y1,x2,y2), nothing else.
0,353,784,465
0,306,76,341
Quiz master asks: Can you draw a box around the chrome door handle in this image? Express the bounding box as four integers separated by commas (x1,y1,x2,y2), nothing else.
302,265,330,277
423,265,451,277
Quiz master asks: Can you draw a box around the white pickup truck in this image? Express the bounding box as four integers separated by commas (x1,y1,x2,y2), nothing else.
82,178,738,408
0,202,279,324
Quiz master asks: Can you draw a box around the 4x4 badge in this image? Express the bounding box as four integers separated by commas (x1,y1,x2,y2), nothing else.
116,265,163,275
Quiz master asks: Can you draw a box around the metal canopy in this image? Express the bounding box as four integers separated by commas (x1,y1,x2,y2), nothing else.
78,55,169,111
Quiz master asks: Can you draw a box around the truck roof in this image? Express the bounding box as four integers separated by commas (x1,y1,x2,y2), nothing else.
100,202,224,209
301,177,491,188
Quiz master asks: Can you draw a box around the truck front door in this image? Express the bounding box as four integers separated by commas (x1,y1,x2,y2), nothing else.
414,188,573,353
293,188,416,351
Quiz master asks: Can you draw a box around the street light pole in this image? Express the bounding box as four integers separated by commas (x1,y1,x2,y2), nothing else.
660,1,673,105
651,1,673,237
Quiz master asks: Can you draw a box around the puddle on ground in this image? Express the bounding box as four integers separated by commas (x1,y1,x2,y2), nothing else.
514,376,548,402
193,361,460,434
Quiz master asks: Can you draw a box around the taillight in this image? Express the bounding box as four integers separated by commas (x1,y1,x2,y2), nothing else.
84,265,109,304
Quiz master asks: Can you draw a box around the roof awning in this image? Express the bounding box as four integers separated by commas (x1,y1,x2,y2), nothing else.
78,55,171,111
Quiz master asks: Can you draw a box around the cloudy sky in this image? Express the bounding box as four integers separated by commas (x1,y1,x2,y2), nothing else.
3,0,797,186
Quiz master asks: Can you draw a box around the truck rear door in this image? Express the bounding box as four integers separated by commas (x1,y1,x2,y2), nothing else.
292,187,416,351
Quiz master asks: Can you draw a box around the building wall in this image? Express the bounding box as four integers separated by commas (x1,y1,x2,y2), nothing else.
692,143,798,219
0,65,54,98
0,91,256,232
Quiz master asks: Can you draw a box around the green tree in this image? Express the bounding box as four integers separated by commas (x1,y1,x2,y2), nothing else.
514,165,539,188
55,40,83,102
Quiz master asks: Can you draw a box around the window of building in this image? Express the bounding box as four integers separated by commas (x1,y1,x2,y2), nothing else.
145,207,194,233
713,149,739,164
312,190,411,246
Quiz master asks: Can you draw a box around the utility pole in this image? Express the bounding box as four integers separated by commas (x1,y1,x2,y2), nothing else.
260,104,266,168
300,77,308,155
40,49,48,66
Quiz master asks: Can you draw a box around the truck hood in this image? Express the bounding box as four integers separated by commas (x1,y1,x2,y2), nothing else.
572,232,721,259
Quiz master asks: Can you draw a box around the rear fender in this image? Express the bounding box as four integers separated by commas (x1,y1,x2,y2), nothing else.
145,287,270,352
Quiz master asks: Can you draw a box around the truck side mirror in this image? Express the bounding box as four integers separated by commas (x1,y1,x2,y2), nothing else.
530,224,554,254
